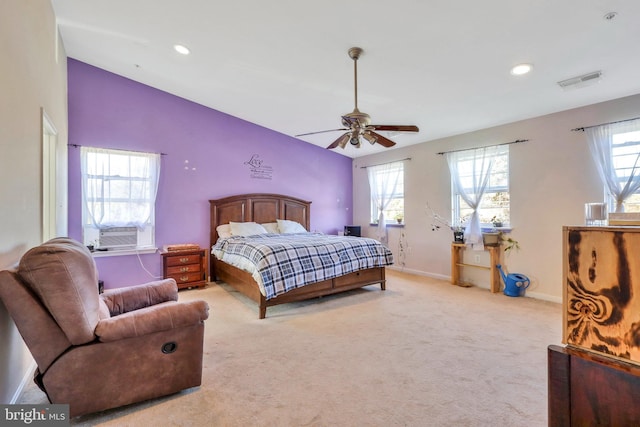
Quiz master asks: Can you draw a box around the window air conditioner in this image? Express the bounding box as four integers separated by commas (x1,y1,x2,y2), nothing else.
98,226,138,249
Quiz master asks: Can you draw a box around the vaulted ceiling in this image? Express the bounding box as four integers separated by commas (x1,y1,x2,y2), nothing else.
51,0,640,157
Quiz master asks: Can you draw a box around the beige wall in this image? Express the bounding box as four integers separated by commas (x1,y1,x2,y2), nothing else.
0,0,68,403
353,93,640,302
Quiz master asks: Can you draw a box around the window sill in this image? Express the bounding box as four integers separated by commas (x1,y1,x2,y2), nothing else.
369,223,405,228
91,247,158,258
484,227,512,233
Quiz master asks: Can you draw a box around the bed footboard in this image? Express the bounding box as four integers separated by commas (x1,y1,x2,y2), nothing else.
215,259,385,319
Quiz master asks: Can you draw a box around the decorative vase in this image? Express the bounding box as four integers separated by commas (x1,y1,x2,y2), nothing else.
453,231,464,243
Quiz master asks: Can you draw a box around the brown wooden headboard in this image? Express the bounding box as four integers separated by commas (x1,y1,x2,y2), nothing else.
209,192,311,248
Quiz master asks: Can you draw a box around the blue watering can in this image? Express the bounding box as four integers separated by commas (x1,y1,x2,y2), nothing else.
496,264,530,297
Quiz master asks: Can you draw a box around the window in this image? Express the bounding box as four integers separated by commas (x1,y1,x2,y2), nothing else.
585,119,640,214
368,161,404,224
81,147,161,250
610,130,640,212
452,145,509,227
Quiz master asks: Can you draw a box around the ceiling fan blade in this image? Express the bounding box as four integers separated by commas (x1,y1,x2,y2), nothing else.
295,128,348,137
327,133,350,149
368,131,396,148
369,125,419,132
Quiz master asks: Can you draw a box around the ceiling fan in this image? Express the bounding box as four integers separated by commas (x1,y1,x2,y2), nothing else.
296,47,419,149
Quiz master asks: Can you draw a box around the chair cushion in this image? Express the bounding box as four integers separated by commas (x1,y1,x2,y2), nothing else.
18,238,101,345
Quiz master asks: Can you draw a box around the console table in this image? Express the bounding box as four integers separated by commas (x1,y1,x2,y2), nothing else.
450,243,501,293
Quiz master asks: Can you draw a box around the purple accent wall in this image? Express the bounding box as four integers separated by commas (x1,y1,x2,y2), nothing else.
67,59,353,289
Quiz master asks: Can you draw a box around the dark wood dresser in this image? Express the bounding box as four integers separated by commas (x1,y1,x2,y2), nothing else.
548,344,640,426
161,249,206,290
548,226,640,425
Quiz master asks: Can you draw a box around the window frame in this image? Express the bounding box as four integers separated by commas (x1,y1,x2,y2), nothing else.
369,161,405,225
80,147,159,253
451,145,510,228
609,131,640,213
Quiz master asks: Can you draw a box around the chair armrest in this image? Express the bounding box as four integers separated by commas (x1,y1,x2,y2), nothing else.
95,300,209,342
100,279,178,316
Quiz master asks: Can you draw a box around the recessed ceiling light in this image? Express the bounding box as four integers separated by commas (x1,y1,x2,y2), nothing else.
174,44,190,55
510,63,532,76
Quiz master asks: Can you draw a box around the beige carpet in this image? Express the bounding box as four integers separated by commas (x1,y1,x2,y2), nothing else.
18,270,562,426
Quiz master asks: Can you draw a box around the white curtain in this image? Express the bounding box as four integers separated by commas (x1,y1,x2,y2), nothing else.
367,162,403,243
586,119,640,213
446,146,499,250
81,147,161,229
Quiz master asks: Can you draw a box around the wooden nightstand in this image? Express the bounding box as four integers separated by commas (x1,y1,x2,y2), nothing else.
161,249,206,290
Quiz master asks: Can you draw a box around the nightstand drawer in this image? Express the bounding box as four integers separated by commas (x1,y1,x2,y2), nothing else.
167,263,201,275
168,271,203,284
165,254,201,267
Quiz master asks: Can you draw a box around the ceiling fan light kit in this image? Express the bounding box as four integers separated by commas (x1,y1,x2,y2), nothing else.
296,47,419,150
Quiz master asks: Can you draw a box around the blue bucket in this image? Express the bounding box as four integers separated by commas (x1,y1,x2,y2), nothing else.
496,264,530,297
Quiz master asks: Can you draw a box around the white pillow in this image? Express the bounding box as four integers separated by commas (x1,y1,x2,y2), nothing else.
230,221,268,236
277,219,307,234
261,222,280,234
216,224,232,239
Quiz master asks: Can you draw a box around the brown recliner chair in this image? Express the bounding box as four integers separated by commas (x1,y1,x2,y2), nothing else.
0,237,209,418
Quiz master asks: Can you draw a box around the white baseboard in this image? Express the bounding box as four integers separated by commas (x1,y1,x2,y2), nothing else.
10,361,37,404
386,265,562,304
387,265,450,281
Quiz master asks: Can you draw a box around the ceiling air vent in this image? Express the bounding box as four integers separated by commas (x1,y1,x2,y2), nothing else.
557,71,602,90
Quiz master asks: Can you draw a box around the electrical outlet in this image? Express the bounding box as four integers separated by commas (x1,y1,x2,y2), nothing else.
474,254,481,263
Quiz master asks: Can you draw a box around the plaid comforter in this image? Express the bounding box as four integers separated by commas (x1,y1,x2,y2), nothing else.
212,233,394,300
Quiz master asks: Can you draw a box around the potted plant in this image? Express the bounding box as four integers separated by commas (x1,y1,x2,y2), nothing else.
427,203,465,242
395,213,403,224
482,231,501,246
499,232,520,253
452,226,465,243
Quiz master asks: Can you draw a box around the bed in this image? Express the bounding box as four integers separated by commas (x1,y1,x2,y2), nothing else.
209,193,393,318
